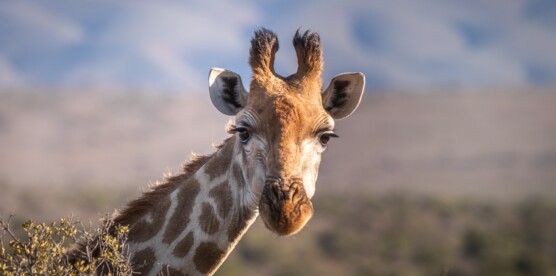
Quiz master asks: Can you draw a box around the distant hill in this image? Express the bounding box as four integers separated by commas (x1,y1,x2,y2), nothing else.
1,88,555,219
322,89,556,200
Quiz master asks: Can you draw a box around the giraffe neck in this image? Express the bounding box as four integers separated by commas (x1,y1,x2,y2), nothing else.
125,137,259,276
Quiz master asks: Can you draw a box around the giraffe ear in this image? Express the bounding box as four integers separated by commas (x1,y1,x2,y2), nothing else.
208,68,249,115
322,72,365,119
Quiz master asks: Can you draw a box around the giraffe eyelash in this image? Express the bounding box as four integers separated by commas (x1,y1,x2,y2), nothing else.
315,127,338,137
227,123,237,134
227,122,252,133
228,125,251,133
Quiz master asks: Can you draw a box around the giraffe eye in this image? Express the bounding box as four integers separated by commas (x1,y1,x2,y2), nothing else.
319,131,338,146
235,127,251,144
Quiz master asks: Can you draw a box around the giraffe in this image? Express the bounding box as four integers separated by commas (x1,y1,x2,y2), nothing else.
98,28,364,275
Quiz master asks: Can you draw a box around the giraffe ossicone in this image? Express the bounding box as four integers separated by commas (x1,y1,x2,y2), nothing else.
73,28,365,275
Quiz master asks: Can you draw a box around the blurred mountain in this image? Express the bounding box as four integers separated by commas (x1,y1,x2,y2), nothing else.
1,88,555,219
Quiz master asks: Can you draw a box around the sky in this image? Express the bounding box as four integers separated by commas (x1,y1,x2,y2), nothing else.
0,0,555,92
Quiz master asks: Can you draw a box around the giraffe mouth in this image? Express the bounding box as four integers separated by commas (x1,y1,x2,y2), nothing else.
258,179,314,236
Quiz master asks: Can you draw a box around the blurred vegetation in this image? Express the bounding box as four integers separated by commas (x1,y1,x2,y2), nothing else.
219,193,556,276
2,190,555,275
0,216,132,275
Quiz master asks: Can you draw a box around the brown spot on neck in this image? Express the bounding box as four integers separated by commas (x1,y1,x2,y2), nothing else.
227,207,257,243
128,195,171,243
193,242,226,274
199,202,220,235
173,232,194,258
232,161,245,189
114,153,211,228
208,181,233,219
162,178,201,244
131,247,155,275
203,139,235,181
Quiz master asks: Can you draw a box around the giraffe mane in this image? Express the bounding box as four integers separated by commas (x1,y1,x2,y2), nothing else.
66,138,232,268
113,138,231,227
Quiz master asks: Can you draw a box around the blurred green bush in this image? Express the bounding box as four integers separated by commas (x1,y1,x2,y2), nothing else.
0,216,132,275
220,194,556,276
2,193,554,275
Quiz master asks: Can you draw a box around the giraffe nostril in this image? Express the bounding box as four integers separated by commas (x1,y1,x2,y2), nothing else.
259,177,313,236
264,178,282,203
265,177,281,186
283,188,292,200
263,178,305,202
290,183,300,199
283,182,298,200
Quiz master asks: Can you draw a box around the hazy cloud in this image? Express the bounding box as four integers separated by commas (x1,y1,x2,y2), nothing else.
0,0,554,91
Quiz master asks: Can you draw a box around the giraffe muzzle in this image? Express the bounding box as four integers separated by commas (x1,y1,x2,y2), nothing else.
258,178,314,236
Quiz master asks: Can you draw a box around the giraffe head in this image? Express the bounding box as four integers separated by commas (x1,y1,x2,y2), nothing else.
208,28,364,236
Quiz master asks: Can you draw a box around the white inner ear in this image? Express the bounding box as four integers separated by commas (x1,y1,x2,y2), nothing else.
208,68,248,116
